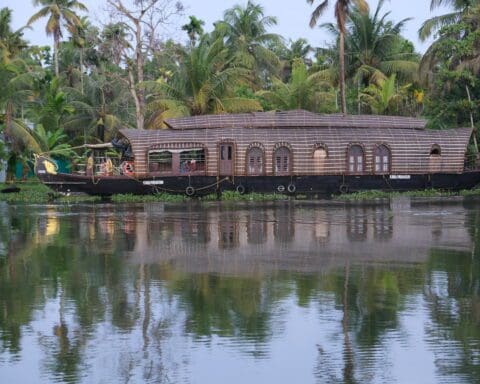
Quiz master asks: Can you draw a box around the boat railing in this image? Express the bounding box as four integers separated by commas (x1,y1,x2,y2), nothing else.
72,157,123,176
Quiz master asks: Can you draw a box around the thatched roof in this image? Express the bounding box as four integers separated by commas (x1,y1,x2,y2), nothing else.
163,110,427,130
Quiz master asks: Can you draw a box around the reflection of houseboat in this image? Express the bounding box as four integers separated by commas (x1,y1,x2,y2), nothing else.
35,110,480,196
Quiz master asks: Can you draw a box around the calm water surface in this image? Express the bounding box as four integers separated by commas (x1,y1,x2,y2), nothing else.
0,199,479,384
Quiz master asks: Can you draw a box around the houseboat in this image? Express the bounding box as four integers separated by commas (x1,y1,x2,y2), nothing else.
34,110,480,196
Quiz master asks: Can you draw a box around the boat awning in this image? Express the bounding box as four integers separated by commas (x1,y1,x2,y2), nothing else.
84,143,114,149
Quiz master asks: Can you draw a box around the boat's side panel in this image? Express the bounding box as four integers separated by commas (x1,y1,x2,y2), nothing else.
37,171,480,196
121,126,472,178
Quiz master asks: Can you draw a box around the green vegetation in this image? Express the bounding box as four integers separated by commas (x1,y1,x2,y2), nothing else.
3,181,480,204
335,188,480,201
0,0,480,179
0,182,291,203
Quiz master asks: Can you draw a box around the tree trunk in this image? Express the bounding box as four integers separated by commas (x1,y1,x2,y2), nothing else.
80,48,84,95
128,64,144,130
466,85,478,152
339,31,347,115
134,19,145,130
54,35,60,77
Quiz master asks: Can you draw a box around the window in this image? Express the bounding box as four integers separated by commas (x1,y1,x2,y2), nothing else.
179,149,206,173
247,147,264,175
348,145,364,173
430,144,441,156
274,146,291,175
374,145,391,174
148,150,172,173
220,145,232,160
314,148,327,160
313,145,328,173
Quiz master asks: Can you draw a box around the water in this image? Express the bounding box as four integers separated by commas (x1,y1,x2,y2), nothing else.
0,198,479,384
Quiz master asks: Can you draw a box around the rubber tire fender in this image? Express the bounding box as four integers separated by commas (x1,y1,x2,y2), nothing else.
236,184,246,195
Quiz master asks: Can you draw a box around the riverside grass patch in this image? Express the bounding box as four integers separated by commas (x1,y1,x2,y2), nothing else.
2,182,480,204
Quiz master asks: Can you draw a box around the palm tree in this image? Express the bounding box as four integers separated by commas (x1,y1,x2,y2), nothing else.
0,8,28,63
272,38,313,81
216,1,281,85
33,124,72,156
99,23,130,67
342,0,419,85
182,16,205,46
420,4,480,77
27,0,88,77
257,58,336,112
144,37,262,128
0,59,42,154
418,0,480,41
66,15,91,94
63,72,126,143
31,77,74,133
360,74,408,114
307,0,369,114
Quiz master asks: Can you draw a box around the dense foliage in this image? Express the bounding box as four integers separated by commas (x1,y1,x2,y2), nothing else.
1,0,480,177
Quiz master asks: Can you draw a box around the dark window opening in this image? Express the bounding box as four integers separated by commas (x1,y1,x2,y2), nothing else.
148,151,172,173
180,149,206,173
430,145,441,156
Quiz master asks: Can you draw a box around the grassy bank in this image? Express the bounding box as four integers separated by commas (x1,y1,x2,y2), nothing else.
1,182,480,204
0,182,289,203
335,188,480,201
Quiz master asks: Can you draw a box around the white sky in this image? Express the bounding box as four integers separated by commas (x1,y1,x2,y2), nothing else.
3,0,448,53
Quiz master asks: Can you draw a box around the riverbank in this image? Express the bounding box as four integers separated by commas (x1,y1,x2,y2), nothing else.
1,181,480,204
0,182,289,203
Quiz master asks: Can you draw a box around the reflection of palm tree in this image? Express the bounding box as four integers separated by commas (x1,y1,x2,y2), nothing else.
342,258,354,383
425,248,480,382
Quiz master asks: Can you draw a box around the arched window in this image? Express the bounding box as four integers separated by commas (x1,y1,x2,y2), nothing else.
274,146,292,175
374,145,391,174
347,145,364,173
313,144,328,173
246,146,264,175
430,144,441,156
429,144,442,173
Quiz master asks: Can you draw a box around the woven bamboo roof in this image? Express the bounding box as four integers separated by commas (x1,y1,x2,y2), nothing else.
163,110,427,130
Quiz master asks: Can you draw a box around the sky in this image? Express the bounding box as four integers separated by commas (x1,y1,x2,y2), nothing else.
4,0,448,53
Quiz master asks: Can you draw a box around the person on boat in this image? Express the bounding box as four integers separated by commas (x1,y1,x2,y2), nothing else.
86,154,94,176
180,160,188,173
103,157,113,176
189,159,196,171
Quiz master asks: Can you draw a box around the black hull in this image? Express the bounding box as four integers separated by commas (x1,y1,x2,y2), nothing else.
36,171,480,197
